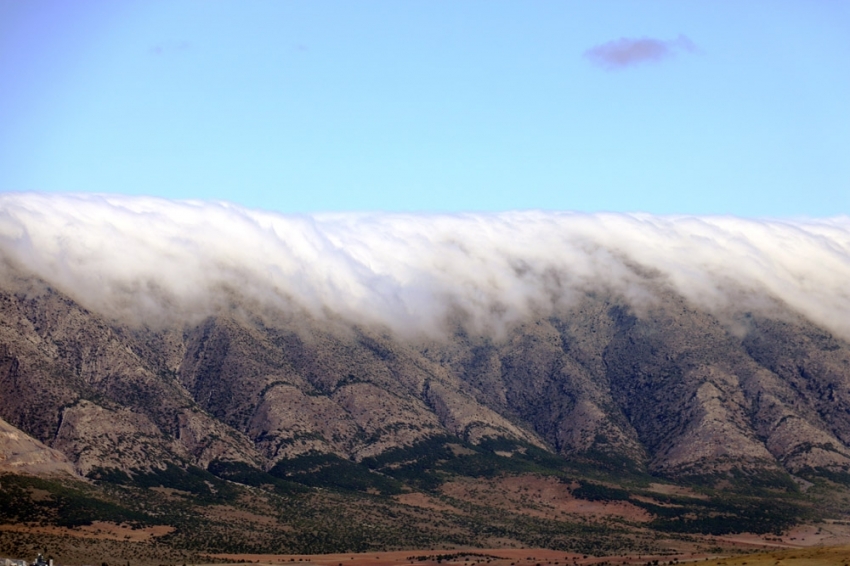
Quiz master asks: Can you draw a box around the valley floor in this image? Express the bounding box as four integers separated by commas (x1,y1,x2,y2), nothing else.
202,541,850,566
5,523,850,566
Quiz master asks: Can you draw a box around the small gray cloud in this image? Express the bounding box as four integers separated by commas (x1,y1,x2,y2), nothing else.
149,40,191,56
584,34,696,70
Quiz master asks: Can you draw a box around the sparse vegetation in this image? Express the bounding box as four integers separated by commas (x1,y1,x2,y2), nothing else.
0,473,154,527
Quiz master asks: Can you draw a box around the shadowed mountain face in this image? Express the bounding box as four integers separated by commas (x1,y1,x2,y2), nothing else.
2,273,850,489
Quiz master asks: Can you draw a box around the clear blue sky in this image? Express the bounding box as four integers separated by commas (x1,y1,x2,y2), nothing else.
1,1,848,216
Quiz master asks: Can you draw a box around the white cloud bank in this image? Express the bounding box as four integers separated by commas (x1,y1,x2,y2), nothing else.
1,193,849,340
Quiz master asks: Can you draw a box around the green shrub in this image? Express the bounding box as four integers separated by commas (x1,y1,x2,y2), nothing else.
269,453,404,495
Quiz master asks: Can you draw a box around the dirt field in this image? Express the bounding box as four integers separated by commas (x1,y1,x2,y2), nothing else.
203,547,722,566
697,545,850,565
199,521,850,566
203,542,850,566
0,521,174,542
706,521,850,550
437,475,652,523
5,515,850,566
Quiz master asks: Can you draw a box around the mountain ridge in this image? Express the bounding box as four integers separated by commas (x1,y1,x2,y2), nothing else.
3,198,850,556
2,271,850,486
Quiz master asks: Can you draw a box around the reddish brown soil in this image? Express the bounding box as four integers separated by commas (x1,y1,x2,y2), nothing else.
201,521,850,566
203,547,721,566
438,474,652,523
392,492,463,513
0,521,174,541
707,521,850,550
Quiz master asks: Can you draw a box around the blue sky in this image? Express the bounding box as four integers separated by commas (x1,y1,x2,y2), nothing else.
1,1,848,216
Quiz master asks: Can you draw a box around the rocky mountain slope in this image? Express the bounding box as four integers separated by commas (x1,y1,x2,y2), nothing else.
0,415,75,476
2,268,850,488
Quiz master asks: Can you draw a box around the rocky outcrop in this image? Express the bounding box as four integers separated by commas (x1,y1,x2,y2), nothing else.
0,416,76,476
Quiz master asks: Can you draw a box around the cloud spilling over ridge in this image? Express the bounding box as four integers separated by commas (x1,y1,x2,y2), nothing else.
584,35,696,70
1,193,849,339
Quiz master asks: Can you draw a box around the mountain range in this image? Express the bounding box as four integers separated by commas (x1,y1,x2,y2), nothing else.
3,266,850,484
2,195,850,560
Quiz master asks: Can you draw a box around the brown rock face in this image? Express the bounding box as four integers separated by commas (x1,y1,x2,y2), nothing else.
0,283,263,476
0,416,76,476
